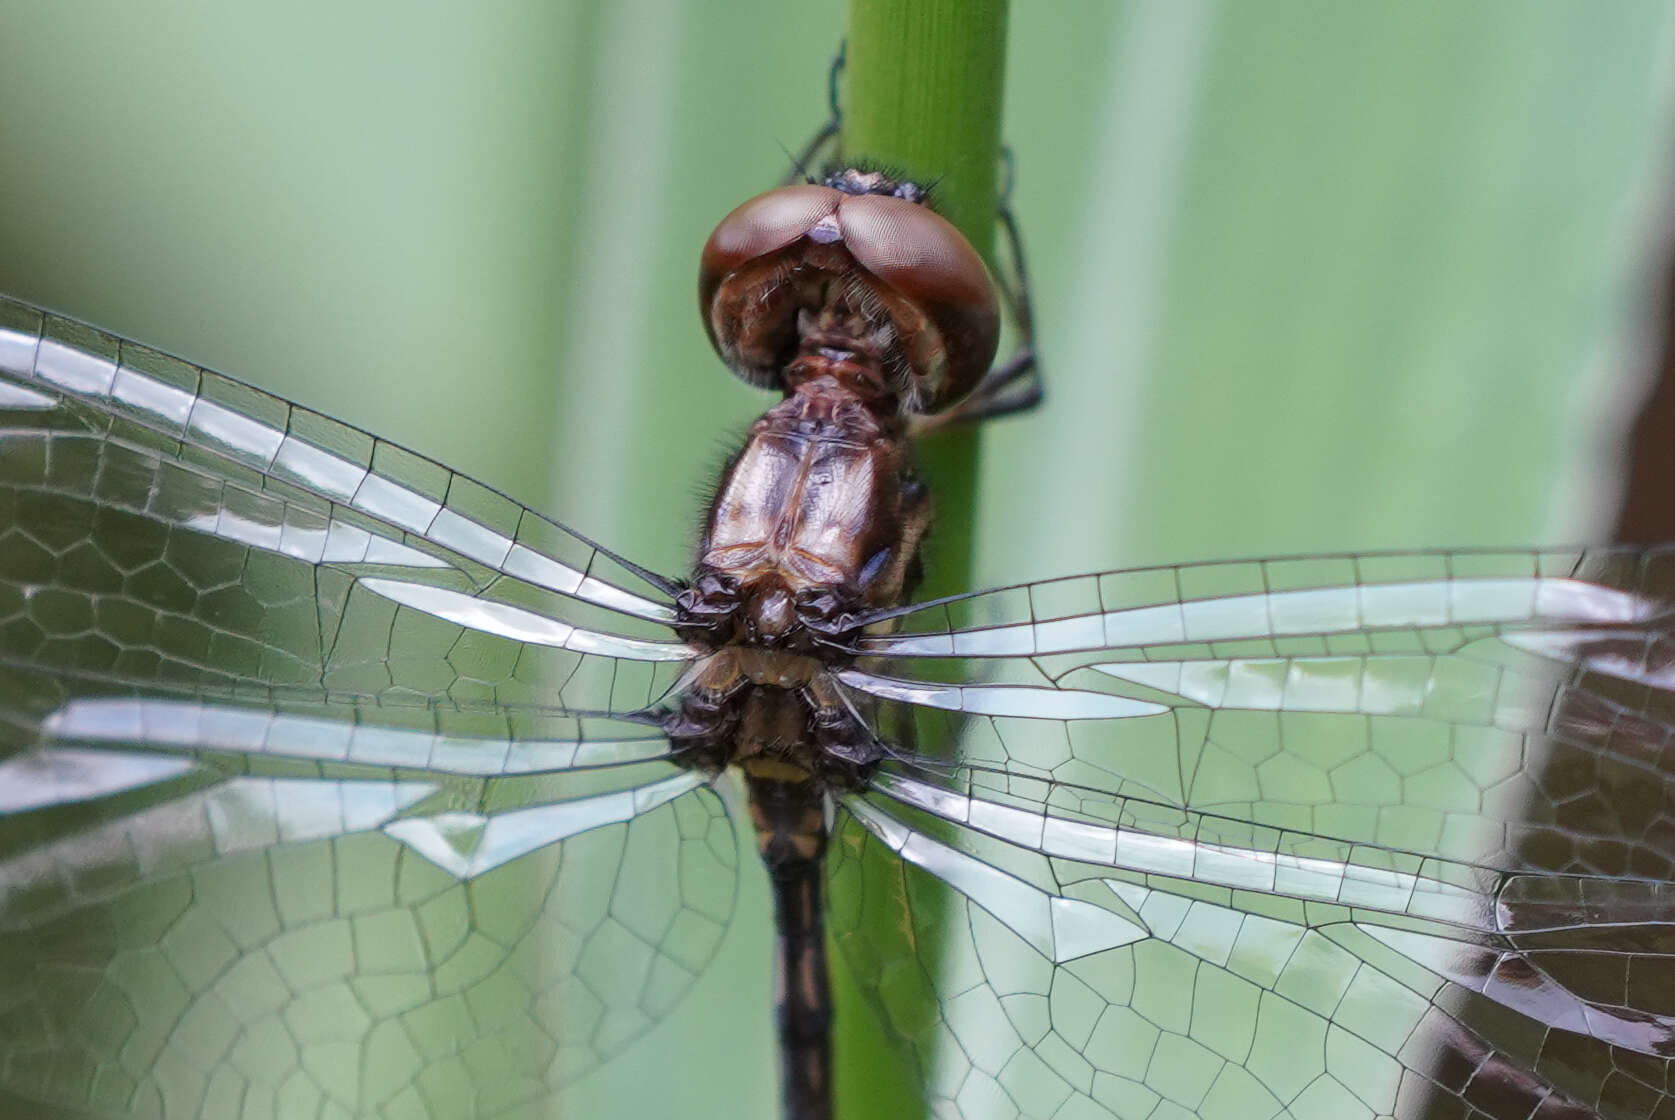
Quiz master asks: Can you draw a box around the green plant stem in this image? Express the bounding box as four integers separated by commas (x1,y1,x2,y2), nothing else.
844,0,1010,256
845,0,1010,594
832,4,1012,1118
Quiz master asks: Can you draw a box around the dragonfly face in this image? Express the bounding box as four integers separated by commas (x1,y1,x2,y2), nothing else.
3,174,1675,1120
699,168,999,410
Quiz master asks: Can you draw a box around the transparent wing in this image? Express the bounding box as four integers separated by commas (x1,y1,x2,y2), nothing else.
832,549,1675,1118
0,685,739,1118
0,293,696,717
0,294,739,1117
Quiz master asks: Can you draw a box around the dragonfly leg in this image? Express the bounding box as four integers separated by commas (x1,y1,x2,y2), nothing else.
782,42,846,185
664,649,747,771
805,672,886,779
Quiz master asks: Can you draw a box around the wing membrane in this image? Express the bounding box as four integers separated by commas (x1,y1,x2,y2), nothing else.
0,668,735,1118
833,549,1675,1118
849,549,1675,877
0,293,695,725
831,796,1642,1120
0,766,738,1118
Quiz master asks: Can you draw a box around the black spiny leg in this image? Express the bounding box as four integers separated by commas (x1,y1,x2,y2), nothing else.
805,673,885,780
664,648,746,772
784,42,846,186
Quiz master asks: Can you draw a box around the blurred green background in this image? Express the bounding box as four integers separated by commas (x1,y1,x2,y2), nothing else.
2,2,1673,1118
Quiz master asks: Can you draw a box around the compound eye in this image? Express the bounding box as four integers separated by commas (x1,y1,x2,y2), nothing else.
700,185,841,285
836,194,999,409
699,186,842,376
697,178,1002,412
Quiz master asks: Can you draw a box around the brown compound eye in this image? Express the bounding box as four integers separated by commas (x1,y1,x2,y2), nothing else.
698,180,1000,413
699,185,844,389
700,185,842,292
833,192,1000,410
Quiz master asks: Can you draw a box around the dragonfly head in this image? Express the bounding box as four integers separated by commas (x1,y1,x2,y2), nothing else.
698,168,999,415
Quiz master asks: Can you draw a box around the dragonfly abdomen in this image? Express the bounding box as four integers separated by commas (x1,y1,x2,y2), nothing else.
746,770,836,1120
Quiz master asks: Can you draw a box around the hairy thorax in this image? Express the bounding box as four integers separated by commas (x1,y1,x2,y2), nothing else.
676,364,927,655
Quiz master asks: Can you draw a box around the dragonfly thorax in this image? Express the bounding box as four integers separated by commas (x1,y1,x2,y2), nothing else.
664,646,883,791
676,375,928,654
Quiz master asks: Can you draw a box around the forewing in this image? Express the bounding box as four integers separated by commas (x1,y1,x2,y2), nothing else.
0,293,696,723
831,549,1675,1118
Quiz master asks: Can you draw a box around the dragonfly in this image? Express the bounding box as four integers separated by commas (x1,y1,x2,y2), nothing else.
2,154,1674,1120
